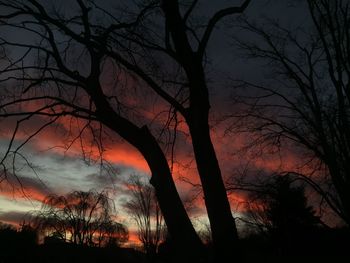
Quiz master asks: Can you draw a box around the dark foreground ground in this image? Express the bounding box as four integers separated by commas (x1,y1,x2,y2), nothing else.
0,228,349,263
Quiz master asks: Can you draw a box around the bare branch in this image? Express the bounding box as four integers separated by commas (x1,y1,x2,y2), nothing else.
197,0,251,57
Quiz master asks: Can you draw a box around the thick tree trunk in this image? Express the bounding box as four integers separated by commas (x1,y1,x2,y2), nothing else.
104,122,205,260
189,111,240,261
105,123,205,260
158,2,240,258
87,81,204,261
138,126,205,260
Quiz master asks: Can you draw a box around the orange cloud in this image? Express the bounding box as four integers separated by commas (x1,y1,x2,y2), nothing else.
124,230,142,248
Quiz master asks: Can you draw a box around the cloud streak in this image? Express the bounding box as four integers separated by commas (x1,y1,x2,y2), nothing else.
0,173,50,203
0,210,33,225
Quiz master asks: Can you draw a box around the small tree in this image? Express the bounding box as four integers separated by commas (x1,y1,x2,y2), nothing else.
35,190,128,247
124,175,164,257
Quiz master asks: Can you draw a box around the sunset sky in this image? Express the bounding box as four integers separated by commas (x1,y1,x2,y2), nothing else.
0,116,309,245
0,0,340,247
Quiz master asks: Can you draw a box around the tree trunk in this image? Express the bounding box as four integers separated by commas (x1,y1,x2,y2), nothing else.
138,126,205,260
87,81,205,261
327,159,350,226
158,2,240,258
189,112,240,261
105,123,205,260
105,122,205,260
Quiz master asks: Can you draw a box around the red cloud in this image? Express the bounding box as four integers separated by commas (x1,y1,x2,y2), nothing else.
1,91,319,226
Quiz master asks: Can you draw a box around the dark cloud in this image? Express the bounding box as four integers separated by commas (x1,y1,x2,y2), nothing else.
85,164,143,187
8,174,50,192
0,210,34,225
86,173,119,187
0,173,51,201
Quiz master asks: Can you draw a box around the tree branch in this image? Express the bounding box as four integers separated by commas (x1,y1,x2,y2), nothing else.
197,0,251,57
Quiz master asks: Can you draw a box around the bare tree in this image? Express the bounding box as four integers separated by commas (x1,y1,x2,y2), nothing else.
0,0,252,260
35,190,128,247
124,175,164,257
229,0,350,226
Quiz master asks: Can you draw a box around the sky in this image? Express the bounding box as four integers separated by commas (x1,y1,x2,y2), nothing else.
0,0,343,247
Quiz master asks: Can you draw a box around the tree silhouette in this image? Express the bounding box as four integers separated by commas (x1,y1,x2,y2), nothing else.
0,221,17,246
18,221,39,246
245,174,321,257
230,0,350,226
255,175,319,231
0,0,252,259
0,221,39,262
34,190,128,247
124,175,164,259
